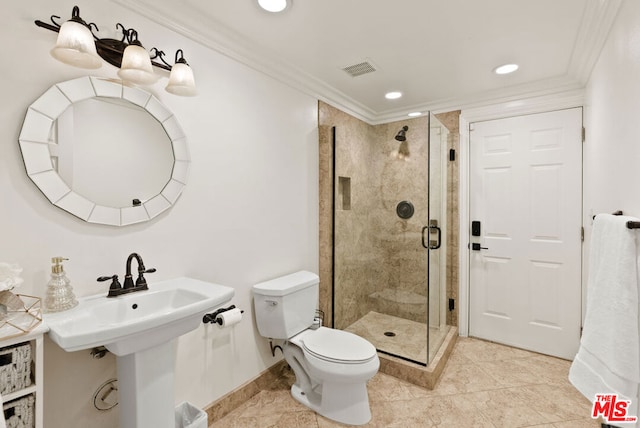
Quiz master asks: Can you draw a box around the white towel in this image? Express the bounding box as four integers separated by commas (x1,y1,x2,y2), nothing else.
0,392,5,428
569,214,640,426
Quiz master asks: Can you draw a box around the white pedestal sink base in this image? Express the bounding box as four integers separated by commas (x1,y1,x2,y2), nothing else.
44,277,235,427
117,339,178,428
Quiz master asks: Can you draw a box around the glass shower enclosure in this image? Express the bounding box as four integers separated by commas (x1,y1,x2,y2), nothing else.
333,113,449,366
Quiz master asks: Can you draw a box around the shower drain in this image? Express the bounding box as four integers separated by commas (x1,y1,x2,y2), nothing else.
383,331,396,337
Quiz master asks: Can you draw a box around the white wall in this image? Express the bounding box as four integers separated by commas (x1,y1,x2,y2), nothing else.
3,2,318,427
583,0,640,305
581,1,640,415
584,1,640,227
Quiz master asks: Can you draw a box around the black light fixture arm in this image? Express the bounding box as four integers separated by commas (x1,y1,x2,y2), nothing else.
123,28,142,47
35,6,98,36
34,5,186,73
34,17,62,33
149,48,172,70
35,6,98,31
150,48,189,70
174,49,189,65
115,23,130,43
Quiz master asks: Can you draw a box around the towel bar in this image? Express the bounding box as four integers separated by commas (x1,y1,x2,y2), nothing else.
592,210,623,220
591,211,640,228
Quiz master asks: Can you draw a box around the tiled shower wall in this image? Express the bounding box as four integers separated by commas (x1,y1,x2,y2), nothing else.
319,104,379,328
319,102,460,329
367,119,430,324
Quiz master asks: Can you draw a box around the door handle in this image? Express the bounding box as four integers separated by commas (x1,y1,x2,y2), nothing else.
422,224,442,249
429,224,441,249
421,226,429,249
471,243,488,251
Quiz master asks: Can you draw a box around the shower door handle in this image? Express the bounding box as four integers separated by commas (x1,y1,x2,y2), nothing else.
421,225,442,249
429,225,442,249
421,226,429,249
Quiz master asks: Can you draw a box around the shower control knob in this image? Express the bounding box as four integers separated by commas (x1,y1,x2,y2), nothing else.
396,201,414,219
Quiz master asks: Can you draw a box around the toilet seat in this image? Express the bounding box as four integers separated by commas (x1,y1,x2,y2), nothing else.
298,327,377,364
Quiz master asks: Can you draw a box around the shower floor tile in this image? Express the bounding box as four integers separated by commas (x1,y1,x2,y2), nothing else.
344,311,449,364
210,336,600,427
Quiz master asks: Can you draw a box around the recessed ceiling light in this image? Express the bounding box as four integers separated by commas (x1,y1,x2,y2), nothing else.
385,91,402,100
494,63,519,75
257,0,290,12
408,112,422,117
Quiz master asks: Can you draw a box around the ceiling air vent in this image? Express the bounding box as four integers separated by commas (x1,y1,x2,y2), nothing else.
342,61,377,77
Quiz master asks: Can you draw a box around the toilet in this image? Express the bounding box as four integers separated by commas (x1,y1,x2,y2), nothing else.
252,271,379,426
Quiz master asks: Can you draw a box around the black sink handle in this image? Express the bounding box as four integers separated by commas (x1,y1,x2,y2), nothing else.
97,274,122,295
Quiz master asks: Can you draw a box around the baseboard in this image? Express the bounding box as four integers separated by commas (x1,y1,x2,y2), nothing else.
204,328,458,423
203,359,289,424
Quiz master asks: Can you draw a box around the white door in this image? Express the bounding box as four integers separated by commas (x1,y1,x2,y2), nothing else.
468,108,582,360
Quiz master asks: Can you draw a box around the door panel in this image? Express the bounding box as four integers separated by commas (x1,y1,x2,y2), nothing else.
469,108,582,360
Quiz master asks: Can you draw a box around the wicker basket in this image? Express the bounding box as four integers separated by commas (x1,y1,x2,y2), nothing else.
3,394,34,428
0,343,31,395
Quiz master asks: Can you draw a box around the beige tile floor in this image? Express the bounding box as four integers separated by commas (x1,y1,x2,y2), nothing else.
210,337,601,427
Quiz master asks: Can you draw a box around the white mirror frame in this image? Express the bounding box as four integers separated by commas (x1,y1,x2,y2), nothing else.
18,76,190,226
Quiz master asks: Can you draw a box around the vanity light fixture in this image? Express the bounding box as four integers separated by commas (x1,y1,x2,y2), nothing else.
35,5,197,96
117,29,158,86
163,50,197,96
408,112,422,117
49,6,101,69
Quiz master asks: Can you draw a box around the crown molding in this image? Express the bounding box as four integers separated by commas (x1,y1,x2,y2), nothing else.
114,0,604,125
371,76,584,124
111,0,377,123
460,89,585,124
567,0,622,85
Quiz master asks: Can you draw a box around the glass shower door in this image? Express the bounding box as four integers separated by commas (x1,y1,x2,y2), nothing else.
326,102,452,368
334,116,433,366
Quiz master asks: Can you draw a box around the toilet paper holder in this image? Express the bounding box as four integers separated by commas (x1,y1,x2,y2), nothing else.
202,304,244,325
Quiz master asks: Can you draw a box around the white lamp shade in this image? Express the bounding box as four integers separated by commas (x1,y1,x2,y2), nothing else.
50,20,102,69
117,44,158,85
165,63,197,96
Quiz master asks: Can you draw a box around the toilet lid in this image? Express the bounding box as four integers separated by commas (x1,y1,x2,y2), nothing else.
301,328,376,363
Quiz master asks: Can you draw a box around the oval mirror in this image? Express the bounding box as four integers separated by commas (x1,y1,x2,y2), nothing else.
18,77,190,226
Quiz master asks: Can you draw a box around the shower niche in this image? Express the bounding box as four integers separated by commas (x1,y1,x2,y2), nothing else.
337,176,351,211
320,103,456,376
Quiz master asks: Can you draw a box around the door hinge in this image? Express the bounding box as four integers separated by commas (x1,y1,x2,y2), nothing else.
582,126,586,143
581,226,584,242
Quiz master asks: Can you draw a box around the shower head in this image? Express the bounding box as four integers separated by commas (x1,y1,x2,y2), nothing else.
395,126,408,142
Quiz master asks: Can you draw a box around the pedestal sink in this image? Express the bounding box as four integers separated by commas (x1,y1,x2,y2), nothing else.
44,277,234,428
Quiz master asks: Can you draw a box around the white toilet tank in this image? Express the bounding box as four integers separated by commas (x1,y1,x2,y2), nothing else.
252,271,319,339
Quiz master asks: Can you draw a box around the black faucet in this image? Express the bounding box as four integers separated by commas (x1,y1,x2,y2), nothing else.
97,253,156,297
